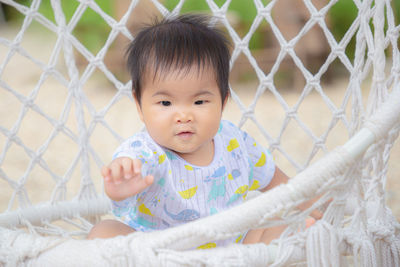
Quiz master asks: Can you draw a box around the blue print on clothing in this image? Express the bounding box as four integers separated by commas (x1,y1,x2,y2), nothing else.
210,207,218,215
229,169,241,180
129,216,156,230
163,204,200,222
165,150,177,160
226,192,241,205
158,177,166,187
131,140,142,148
208,177,226,202
209,166,226,178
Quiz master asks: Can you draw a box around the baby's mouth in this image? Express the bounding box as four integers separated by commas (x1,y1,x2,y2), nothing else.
177,131,194,139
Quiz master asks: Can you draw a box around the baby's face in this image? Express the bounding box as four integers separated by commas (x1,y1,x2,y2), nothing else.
135,66,225,165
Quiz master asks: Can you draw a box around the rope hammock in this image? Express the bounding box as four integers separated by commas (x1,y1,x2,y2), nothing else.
1,0,399,266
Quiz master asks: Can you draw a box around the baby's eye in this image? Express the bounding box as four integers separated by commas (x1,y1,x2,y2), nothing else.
160,101,171,106
194,100,205,105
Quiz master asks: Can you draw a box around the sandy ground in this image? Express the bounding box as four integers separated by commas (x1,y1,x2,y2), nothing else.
0,25,399,223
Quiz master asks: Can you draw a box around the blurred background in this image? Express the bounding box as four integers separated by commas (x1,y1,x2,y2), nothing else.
3,0,400,86
0,0,399,221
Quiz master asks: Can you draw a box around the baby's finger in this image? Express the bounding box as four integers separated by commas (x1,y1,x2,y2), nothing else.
132,159,142,176
132,175,154,194
144,175,154,186
101,166,110,179
121,158,134,179
101,167,112,183
110,161,123,184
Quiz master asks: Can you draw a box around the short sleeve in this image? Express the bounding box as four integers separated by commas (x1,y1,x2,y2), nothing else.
241,130,275,190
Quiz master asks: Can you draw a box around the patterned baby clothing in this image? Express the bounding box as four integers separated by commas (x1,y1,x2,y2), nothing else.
111,120,275,247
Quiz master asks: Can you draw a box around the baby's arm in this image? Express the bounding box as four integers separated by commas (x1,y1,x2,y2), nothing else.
260,167,323,219
260,166,288,192
102,157,154,201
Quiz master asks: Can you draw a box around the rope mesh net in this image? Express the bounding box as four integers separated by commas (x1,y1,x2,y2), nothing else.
0,0,399,266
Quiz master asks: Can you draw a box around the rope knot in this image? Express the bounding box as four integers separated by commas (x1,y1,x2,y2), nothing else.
333,109,345,120
213,10,225,20
333,46,345,56
258,7,270,17
368,221,395,243
26,9,37,19
343,228,369,247
54,122,64,132
7,131,18,143
314,138,325,149
283,43,294,52
44,65,54,75
24,98,35,109
260,77,272,87
387,28,398,40
91,57,103,67
93,113,105,123
237,40,248,51
311,12,324,22
57,26,68,36
269,141,280,151
113,22,125,32
242,109,254,119
80,0,92,5
307,77,320,87
286,108,297,118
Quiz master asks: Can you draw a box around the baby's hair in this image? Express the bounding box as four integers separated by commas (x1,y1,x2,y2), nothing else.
126,13,231,104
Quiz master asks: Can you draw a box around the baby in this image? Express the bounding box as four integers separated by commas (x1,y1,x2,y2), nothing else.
88,14,315,246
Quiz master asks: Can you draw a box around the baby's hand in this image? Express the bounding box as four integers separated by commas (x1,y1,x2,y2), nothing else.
101,157,154,201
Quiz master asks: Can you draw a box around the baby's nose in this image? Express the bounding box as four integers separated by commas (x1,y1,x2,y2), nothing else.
175,110,193,123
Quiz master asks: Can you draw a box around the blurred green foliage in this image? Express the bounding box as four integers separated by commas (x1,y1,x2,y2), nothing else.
329,0,400,60
164,0,269,23
165,0,400,60
164,0,269,50
328,0,358,61
3,0,399,59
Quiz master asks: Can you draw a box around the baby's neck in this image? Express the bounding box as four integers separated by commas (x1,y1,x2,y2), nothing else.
175,140,215,166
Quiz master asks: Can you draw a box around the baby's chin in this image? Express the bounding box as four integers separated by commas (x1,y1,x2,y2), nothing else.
167,146,196,156
156,138,199,152
167,145,202,158
152,142,191,155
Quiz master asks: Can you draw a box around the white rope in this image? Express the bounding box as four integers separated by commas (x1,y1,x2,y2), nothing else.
0,84,398,265
0,197,111,229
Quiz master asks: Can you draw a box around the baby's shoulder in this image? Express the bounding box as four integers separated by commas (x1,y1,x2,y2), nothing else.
219,120,240,135
219,120,247,140
218,120,259,154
